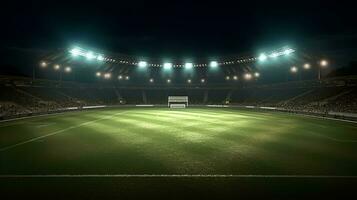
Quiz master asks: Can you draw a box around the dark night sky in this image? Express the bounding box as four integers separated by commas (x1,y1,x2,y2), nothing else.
0,0,356,85
1,0,356,57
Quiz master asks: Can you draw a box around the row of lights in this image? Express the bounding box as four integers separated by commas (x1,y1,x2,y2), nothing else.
290,60,328,73
258,48,295,62
40,62,72,73
138,61,219,69
96,72,259,82
69,47,261,67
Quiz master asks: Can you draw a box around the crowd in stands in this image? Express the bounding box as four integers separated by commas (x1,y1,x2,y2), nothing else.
1,75,357,119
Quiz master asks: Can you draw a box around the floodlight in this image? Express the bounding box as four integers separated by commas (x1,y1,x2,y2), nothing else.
303,63,311,69
270,52,279,58
70,48,80,57
118,75,123,80
201,78,205,83
65,67,71,73
138,61,147,68
187,79,191,83
284,49,294,55
40,61,47,67
86,52,95,60
210,61,218,68
185,63,193,69
96,72,101,77
54,64,60,70
149,78,154,83
125,76,129,80
97,55,104,61
320,60,328,67
258,53,267,61
167,79,171,83
290,66,298,73
163,63,172,69
254,72,260,77
225,76,230,80
233,75,238,80
244,73,252,80
104,73,111,79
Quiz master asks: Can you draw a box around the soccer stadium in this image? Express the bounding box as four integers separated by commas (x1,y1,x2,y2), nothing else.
1,2,357,199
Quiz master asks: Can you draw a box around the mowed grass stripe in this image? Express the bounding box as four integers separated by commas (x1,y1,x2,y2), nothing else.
0,110,131,152
1,108,357,175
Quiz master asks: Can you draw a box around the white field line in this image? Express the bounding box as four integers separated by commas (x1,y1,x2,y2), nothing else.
313,133,357,143
0,112,71,124
291,113,357,124
0,111,129,152
0,174,357,178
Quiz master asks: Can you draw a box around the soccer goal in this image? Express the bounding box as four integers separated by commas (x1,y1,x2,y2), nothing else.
168,96,188,108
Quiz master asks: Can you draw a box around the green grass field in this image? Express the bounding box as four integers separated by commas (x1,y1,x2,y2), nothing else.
1,107,357,198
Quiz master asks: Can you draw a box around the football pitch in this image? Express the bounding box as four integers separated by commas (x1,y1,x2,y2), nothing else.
1,107,357,198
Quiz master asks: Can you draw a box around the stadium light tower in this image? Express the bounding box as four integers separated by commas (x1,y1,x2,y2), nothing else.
318,59,328,80
209,61,218,68
138,61,147,68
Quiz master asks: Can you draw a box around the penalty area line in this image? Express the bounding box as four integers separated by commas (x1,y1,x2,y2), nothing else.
1,174,357,178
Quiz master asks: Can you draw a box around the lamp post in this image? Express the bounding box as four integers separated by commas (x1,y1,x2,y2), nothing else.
318,60,328,80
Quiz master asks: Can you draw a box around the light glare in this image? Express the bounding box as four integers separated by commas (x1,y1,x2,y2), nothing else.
259,54,267,61
290,66,298,73
320,60,328,67
185,63,193,69
210,61,218,68
138,61,147,68
97,55,104,61
65,67,71,72
163,63,172,69
244,73,252,80
86,52,95,60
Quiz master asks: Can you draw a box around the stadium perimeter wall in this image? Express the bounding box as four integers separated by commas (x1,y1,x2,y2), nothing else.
1,104,357,123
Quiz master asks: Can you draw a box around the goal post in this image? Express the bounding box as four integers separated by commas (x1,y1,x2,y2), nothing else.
168,96,188,108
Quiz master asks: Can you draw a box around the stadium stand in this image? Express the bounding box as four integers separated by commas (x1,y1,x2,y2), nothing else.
1,75,357,120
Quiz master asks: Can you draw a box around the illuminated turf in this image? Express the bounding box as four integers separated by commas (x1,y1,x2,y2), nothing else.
1,108,357,175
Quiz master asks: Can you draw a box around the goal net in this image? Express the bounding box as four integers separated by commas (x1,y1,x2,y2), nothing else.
168,96,188,108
